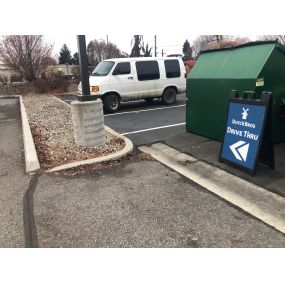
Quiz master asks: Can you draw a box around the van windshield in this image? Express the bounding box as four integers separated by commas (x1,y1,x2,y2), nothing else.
91,61,115,76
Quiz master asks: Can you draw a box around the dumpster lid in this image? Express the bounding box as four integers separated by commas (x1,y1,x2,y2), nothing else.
190,40,283,79
200,40,278,54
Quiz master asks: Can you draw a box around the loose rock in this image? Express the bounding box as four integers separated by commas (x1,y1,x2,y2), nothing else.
23,94,125,170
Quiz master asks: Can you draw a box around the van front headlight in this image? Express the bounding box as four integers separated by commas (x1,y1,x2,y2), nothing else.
90,86,99,92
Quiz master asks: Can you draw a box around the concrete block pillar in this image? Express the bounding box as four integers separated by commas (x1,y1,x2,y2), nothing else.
71,100,105,147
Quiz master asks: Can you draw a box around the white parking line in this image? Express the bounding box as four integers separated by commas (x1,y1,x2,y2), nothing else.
121,123,186,135
104,104,186,117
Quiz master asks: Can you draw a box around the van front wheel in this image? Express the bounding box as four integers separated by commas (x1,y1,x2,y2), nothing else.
103,94,120,113
162,88,177,105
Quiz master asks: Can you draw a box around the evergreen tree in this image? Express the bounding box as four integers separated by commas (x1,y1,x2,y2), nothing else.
71,52,79,65
58,44,72,64
182,39,192,60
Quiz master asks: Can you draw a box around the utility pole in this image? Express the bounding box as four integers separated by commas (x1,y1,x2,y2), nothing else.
154,35,157,57
162,49,164,57
72,35,105,148
106,35,109,59
77,35,90,98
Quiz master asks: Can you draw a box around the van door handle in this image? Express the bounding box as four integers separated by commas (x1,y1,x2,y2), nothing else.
128,76,133,80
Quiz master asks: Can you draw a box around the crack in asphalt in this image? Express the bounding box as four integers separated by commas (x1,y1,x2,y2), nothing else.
23,173,40,248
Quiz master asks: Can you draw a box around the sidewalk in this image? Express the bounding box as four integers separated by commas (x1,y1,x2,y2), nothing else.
0,98,30,247
164,131,285,198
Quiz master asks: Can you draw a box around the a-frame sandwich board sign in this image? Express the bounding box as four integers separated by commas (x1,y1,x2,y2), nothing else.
219,91,274,176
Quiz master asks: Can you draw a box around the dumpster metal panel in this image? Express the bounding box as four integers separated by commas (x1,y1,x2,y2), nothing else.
186,41,285,143
186,79,255,140
257,45,285,143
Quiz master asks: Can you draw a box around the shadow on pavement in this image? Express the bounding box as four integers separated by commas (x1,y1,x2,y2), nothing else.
164,131,285,198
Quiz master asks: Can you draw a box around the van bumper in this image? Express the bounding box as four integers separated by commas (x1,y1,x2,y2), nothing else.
76,93,102,101
178,86,186,94
77,91,102,97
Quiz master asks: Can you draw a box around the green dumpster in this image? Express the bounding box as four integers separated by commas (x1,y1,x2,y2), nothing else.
186,40,285,143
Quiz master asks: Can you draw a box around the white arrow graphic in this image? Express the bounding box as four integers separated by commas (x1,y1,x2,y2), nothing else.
229,141,249,162
238,143,249,161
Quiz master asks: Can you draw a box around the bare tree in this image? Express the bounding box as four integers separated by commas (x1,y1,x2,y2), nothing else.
71,65,80,79
87,39,127,67
0,35,55,81
0,74,8,85
210,37,250,49
192,35,250,58
87,41,96,66
258,35,285,45
192,36,217,56
143,43,152,57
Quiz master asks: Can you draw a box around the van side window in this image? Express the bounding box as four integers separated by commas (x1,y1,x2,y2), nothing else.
164,60,181,78
136,61,160,81
113,62,131,75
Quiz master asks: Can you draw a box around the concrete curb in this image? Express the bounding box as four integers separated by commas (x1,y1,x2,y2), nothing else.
53,92,76,96
140,143,285,234
46,96,134,173
0,95,20,99
0,95,41,174
18,96,41,174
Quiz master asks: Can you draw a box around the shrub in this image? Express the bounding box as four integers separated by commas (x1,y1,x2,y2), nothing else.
34,70,69,93
10,75,23,83
71,66,80,84
71,66,80,79
47,70,68,91
0,74,8,85
0,82,35,95
34,78,49,94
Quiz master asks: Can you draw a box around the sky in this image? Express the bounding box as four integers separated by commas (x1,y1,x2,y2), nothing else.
2,0,283,59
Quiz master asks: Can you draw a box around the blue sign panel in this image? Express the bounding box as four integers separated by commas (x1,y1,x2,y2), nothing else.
220,102,266,171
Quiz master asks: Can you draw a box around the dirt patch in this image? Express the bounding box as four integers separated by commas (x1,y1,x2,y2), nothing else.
49,149,152,177
23,94,126,170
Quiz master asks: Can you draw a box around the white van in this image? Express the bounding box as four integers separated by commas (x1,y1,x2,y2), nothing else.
78,57,186,112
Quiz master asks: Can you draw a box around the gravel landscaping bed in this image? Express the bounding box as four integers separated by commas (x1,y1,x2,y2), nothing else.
23,94,125,171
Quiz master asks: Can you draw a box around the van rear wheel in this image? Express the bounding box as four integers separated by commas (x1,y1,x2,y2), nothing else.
103,94,120,113
162,88,177,105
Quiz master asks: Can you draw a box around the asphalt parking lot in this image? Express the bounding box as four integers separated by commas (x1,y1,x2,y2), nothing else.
62,93,186,145
32,158,285,248
2,97,285,248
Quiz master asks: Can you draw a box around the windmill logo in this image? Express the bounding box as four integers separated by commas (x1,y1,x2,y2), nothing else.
241,108,249,120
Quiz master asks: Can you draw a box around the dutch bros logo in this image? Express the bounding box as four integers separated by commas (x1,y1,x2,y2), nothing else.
241,107,249,120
